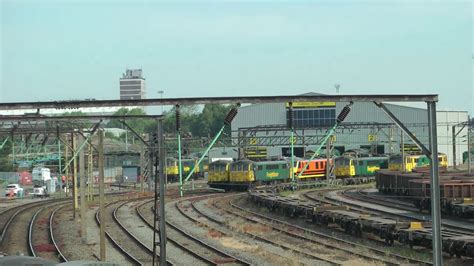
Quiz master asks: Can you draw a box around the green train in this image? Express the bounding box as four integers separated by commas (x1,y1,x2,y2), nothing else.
388,153,448,172
209,159,290,190
334,156,389,177
166,157,209,182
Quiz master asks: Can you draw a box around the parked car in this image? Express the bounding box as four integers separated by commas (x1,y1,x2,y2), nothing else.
5,184,24,197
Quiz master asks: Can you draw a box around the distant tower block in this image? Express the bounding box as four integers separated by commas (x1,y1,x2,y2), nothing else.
120,69,146,100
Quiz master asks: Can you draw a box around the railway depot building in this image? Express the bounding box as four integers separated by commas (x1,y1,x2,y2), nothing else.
231,93,468,166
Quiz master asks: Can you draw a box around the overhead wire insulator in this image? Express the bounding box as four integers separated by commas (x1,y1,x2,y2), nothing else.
337,101,354,123
224,108,238,125
152,133,158,150
288,102,293,129
175,105,181,131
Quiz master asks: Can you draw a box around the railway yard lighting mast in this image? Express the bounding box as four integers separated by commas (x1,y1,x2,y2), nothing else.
288,102,295,185
176,105,184,197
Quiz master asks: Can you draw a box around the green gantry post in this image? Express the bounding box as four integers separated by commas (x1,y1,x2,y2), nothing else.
58,137,62,181
0,137,9,150
176,105,184,197
12,138,15,166
297,102,353,178
177,131,183,197
290,127,295,183
185,125,225,182
297,123,338,178
184,106,239,183
288,103,295,186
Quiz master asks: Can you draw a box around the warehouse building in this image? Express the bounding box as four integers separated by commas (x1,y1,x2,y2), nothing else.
231,93,469,166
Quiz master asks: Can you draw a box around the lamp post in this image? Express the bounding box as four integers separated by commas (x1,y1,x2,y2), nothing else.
158,90,164,114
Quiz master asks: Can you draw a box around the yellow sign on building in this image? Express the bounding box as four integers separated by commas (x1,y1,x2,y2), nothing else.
368,134,377,142
286,102,336,108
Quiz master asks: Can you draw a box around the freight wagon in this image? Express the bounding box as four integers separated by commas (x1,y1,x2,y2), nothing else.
249,188,474,258
408,179,474,215
376,170,474,217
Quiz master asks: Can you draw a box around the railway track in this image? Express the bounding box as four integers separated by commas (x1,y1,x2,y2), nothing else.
209,194,431,265
0,198,69,256
136,199,240,265
139,198,250,266
96,198,170,266
49,205,70,262
176,194,342,265
28,203,69,262
0,198,67,243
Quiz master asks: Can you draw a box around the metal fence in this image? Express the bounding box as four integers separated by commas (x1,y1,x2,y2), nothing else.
0,172,20,184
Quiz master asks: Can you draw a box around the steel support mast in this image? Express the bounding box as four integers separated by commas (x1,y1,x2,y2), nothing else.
427,102,442,265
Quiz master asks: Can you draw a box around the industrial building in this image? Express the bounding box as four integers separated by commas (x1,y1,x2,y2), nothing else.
120,69,146,100
231,93,469,166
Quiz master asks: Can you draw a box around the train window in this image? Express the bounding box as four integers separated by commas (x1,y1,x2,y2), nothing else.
266,164,279,170
358,161,363,166
257,165,263,171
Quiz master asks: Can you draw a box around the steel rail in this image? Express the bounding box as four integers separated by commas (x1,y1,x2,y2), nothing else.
0,198,66,242
28,207,42,257
0,94,438,110
95,201,143,266
206,197,397,265
175,196,335,265
0,191,129,243
50,205,69,262
135,199,220,265
223,194,432,265
212,200,392,263
170,201,250,265
112,200,173,266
